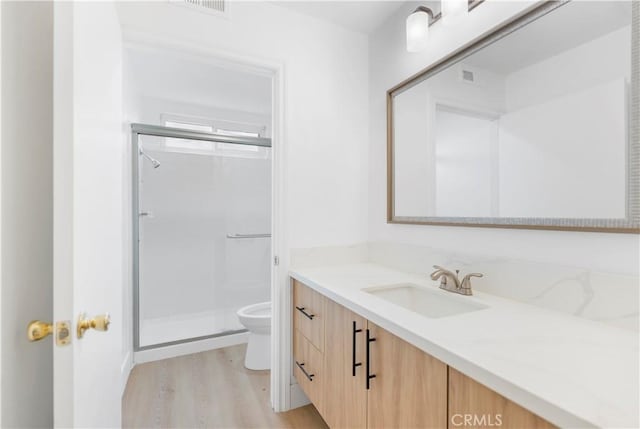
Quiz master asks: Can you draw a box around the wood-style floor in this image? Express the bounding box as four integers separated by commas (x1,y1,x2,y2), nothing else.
123,344,329,429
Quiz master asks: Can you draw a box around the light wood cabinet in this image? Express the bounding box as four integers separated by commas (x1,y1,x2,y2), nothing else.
448,368,556,429
292,279,554,429
311,292,446,429
292,280,327,419
322,299,368,429
367,322,447,429
293,329,325,413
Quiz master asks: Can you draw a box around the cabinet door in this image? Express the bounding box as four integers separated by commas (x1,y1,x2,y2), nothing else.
367,322,448,429
448,368,555,429
323,299,368,429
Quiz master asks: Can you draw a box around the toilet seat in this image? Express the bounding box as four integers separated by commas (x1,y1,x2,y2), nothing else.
238,302,270,319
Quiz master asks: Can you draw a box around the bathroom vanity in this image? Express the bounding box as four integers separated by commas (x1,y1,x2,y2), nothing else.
290,264,638,428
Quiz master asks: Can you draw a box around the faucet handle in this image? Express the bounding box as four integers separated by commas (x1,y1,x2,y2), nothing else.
460,273,483,293
463,272,483,279
430,265,443,280
462,273,483,283
431,265,458,275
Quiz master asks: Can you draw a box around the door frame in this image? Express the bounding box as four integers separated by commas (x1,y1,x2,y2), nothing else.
121,32,290,412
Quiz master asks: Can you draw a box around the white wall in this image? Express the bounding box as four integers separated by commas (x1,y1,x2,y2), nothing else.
499,78,627,218
1,2,54,427
504,26,631,112
370,1,639,275
435,109,496,217
393,85,431,216
116,1,369,251
123,45,273,136
497,25,630,218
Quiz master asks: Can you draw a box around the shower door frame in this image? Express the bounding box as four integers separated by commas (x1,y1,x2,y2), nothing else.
131,123,273,352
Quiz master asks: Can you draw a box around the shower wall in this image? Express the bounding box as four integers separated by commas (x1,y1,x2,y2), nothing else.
138,136,271,347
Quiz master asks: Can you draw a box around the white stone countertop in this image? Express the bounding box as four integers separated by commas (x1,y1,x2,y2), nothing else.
290,263,639,429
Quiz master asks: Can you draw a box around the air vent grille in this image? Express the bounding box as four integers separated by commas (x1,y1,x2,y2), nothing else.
170,0,227,16
184,0,225,12
462,70,475,83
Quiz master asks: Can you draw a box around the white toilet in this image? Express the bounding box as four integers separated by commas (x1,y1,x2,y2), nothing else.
237,301,271,370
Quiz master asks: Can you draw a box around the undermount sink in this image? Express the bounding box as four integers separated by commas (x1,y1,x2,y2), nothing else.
364,283,488,319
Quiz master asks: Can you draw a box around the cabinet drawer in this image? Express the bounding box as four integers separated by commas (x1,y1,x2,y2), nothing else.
293,280,325,352
293,329,324,411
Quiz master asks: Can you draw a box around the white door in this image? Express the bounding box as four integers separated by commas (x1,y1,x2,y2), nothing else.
52,2,125,427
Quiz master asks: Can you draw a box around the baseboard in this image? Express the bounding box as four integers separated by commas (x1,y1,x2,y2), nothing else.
289,382,310,409
133,331,249,364
121,351,133,396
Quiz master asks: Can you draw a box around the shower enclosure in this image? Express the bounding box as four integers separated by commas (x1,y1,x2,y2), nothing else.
132,124,272,350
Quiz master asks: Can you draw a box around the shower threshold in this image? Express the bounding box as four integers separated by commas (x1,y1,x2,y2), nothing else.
139,308,245,349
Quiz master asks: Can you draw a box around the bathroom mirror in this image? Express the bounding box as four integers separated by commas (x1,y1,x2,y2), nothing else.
387,1,639,232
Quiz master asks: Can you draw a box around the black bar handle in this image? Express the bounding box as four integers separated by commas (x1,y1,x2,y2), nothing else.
295,306,315,320
295,360,315,381
366,328,376,390
352,321,363,376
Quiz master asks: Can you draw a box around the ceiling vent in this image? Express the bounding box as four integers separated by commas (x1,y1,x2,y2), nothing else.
169,0,227,17
185,0,225,13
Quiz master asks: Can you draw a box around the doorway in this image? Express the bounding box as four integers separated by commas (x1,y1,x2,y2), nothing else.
122,42,288,413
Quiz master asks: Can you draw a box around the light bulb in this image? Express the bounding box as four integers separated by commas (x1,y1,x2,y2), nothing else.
442,0,468,26
406,10,430,52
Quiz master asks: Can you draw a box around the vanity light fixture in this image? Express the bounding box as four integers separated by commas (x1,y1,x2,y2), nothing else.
442,0,469,26
407,0,479,52
406,6,438,53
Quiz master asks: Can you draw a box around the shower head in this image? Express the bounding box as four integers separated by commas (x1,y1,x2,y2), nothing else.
139,148,161,169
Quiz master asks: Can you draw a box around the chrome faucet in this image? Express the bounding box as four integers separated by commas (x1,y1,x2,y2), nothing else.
430,265,483,296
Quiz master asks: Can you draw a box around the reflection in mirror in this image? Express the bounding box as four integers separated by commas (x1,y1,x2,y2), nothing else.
390,1,637,231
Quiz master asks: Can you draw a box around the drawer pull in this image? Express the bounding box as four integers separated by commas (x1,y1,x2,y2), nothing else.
352,321,362,376
366,328,376,390
295,360,315,381
295,306,315,320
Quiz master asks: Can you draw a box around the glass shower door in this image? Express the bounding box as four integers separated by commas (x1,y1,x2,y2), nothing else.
136,133,271,349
